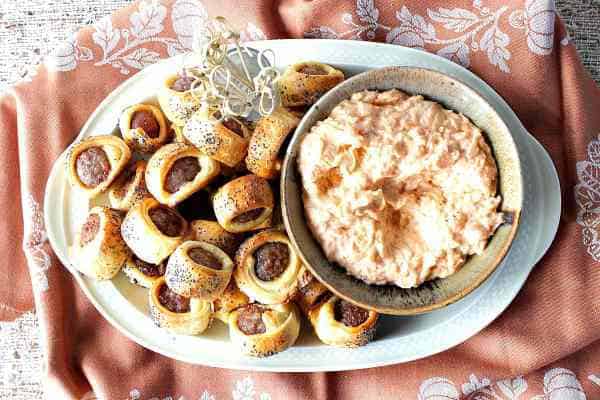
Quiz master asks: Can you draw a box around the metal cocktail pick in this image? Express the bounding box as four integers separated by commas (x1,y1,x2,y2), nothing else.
182,16,280,121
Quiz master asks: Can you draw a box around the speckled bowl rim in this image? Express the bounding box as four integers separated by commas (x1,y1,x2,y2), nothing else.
281,66,523,315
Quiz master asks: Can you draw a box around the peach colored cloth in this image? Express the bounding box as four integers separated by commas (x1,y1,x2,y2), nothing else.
1,0,600,398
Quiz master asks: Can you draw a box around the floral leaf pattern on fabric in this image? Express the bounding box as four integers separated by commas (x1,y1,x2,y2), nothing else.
122,47,162,70
171,0,209,50
419,369,586,400
304,0,556,72
43,0,268,75
480,23,510,72
130,0,168,39
575,135,600,261
418,377,460,400
93,0,180,74
46,37,93,72
22,195,50,292
428,7,479,33
462,373,492,395
127,378,272,400
437,41,471,67
46,0,213,75
543,368,587,399
496,376,528,399
92,17,121,56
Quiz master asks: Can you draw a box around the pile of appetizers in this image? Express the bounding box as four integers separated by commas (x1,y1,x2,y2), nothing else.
66,60,379,357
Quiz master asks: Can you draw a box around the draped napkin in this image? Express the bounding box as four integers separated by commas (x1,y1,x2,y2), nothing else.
1,0,599,398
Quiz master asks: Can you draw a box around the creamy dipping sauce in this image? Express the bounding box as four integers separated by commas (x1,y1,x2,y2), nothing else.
298,89,503,288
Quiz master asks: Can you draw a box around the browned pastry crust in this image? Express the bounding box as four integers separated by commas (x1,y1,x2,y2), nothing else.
165,241,234,300
213,174,274,233
146,142,220,207
212,280,250,323
149,277,212,335
119,104,169,153
183,108,251,167
278,62,345,107
70,206,130,280
294,268,331,315
234,230,302,304
122,253,166,289
188,220,242,258
108,160,152,211
157,74,203,126
245,107,300,179
308,296,378,348
171,124,191,145
121,198,188,264
228,303,300,357
67,135,131,198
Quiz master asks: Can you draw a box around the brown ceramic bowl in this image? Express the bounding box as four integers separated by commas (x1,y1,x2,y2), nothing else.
281,66,523,315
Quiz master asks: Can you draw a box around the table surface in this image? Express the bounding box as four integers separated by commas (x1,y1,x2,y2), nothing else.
0,0,599,399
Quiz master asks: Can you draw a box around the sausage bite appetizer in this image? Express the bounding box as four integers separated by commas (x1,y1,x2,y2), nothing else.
294,268,330,315
213,175,274,233
71,206,130,280
228,303,300,357
183,108,251,168
157,73,203,126
119,104,170,153
212,281,250,324
165,241,234,301
278,61,344,107
245,107,300,179
122,253,166,289
146,143,220,207
108,160,152,212
234,230,303,304
308,296,378,348
67,135,131,198
149,277,213,335
188,219,242,258
121,198,188,264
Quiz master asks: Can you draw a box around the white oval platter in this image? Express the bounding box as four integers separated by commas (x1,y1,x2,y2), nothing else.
44,39,561,372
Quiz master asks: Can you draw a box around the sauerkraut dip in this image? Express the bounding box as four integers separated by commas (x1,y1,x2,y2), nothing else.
298,89,503,288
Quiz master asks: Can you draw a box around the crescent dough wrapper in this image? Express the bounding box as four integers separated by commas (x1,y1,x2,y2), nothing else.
70,206,130,280
212,281,249,324
188,220,242,258
294,268,330,315
165,241,234,300
157,74,203,126
108,160,152,212
67,135,131,198
213,175,274,233
234,230,302,304
279,62,345,107
149,277,213,335
245,107,300,179
308,296,378,348
121,198,188,264
119,104,170,153
146,143,220,207
183,108,250,167
122,254,166,289
228,303,300,357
